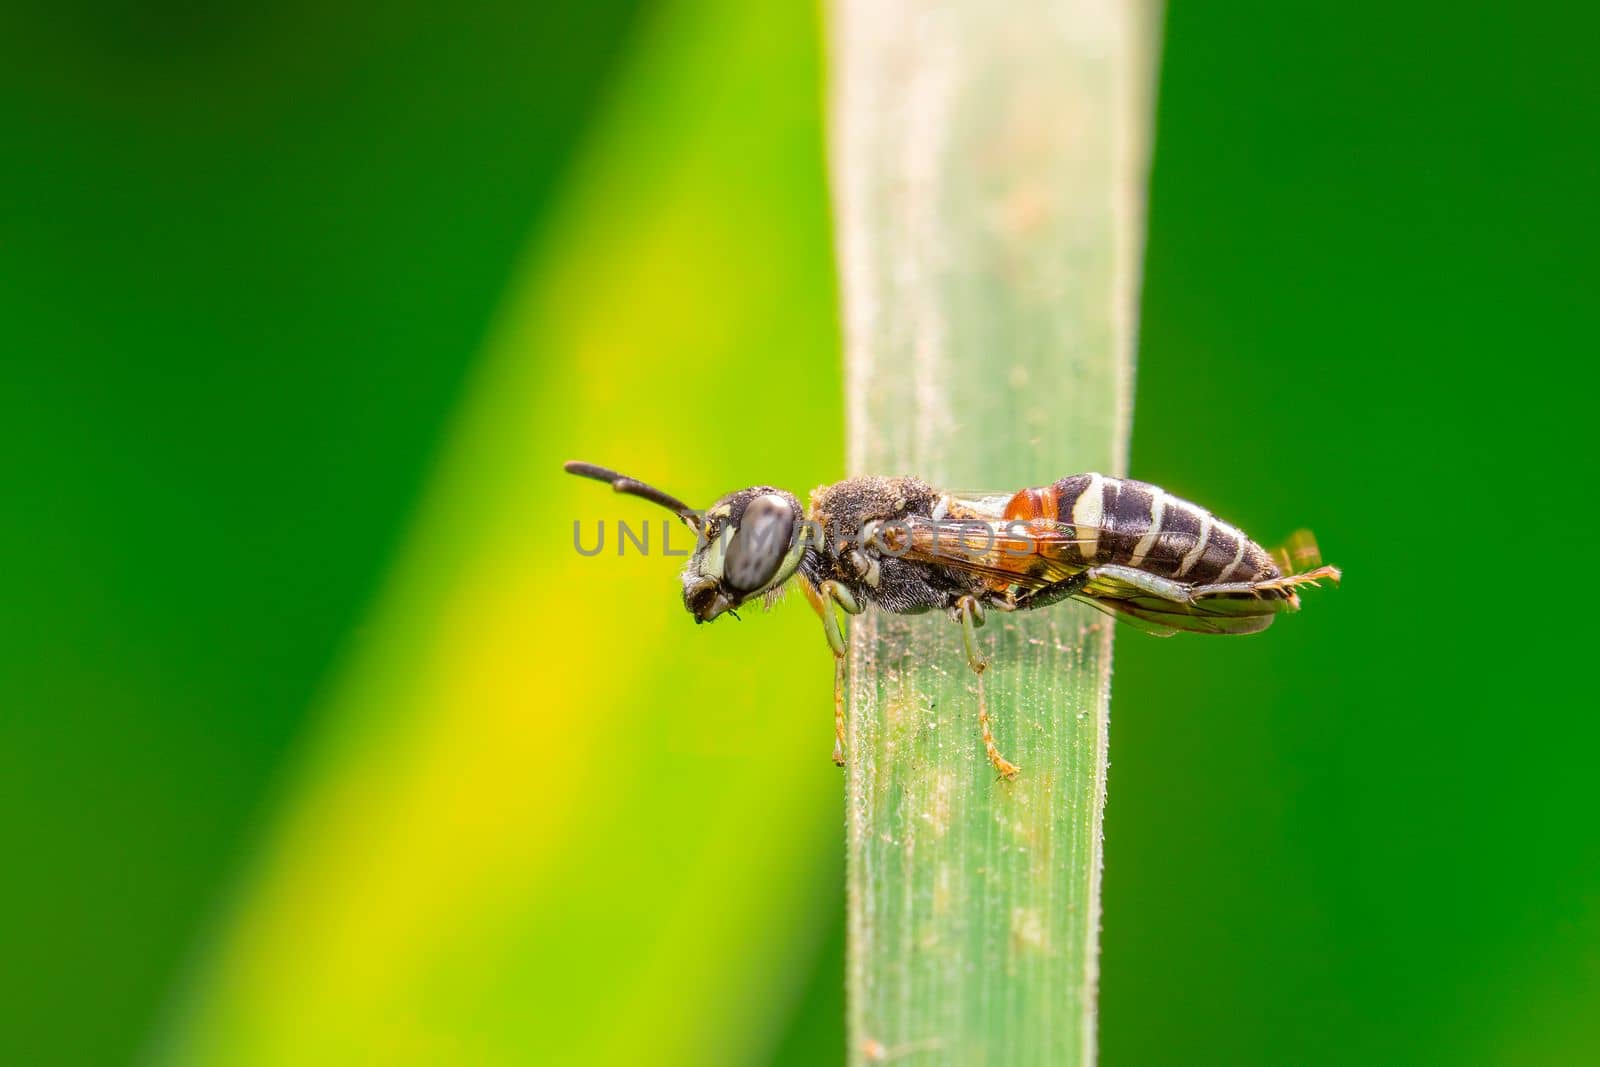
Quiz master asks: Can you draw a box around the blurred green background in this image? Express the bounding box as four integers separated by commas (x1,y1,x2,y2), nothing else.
2,0,1595,1064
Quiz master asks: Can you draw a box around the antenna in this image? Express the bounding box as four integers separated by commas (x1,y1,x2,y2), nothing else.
563,460,702,530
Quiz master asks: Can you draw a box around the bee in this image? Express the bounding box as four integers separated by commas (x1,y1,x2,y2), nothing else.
565,460,1339,778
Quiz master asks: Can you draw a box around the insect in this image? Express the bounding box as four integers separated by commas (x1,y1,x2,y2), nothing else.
566,460,1339,778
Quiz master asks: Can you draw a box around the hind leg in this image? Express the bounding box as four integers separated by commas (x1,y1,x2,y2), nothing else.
1014,565,1190,612
1189,565,1343,600
1012,570,1092,612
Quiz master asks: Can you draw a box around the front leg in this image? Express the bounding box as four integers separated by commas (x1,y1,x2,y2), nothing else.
803,578,862,765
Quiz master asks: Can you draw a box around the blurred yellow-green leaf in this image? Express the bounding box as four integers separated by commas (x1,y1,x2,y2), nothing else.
163,0,845,1063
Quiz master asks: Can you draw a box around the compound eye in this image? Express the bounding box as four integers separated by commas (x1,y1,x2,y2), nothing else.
722,494,796,593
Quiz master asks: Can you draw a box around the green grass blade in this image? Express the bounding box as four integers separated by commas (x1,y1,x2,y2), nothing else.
828,2,1160,1062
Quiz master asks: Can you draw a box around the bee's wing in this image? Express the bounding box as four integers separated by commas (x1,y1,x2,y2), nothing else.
891,515,1093,590
1080,591,1285,635
1077,569,1300,636
1074,596,1184,637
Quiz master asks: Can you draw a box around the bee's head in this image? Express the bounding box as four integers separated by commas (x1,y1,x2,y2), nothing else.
563,461,806,625
682,488,805,622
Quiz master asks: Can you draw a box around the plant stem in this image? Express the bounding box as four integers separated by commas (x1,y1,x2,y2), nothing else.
827,2,1159,1063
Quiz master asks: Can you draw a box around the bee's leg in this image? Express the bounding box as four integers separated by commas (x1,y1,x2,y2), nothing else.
843,547,881,589
958,595,1019,780
976,672,1020,780
957,594,988,673
1011,571,1092,612
1192,565,1342,599
1015,563,1333,615
1079,564,1193,604
803,578,862,766
819,580,862,645
1019,566,1200,613
824,583,863,764
831,654,847,766
1183,565,1340,613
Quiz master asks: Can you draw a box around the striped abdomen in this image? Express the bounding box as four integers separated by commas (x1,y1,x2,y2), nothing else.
1002,473,1278,584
